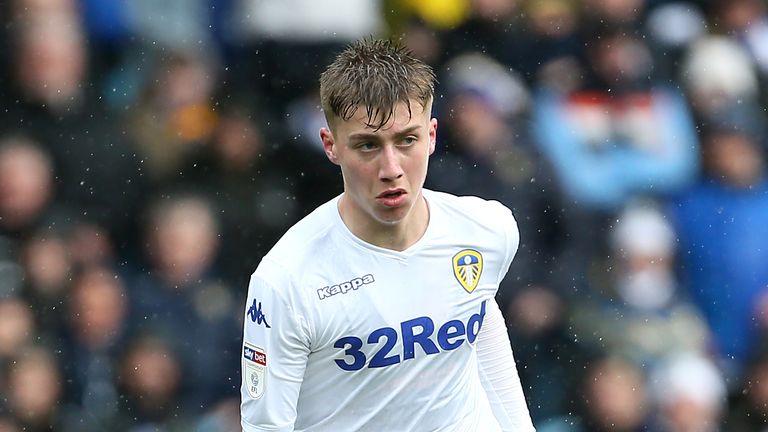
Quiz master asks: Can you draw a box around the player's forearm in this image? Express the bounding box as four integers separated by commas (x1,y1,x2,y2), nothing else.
476,298,536,431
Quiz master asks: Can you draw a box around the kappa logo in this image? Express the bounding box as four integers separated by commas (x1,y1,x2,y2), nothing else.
317,274,375,300
453,249,483,293
247,299,271,328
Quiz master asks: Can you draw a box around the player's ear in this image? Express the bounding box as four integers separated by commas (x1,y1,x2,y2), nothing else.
320,127,339,165
428,118,437,155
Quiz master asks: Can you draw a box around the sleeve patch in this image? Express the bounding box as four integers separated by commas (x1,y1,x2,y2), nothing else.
243,343,267,399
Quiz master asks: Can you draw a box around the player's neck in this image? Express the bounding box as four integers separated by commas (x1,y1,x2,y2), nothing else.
340,195,430,252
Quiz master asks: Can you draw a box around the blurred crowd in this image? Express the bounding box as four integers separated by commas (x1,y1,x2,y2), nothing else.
1,0,768,430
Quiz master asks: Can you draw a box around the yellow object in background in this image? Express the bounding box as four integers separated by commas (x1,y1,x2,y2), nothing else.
170,104,219,142
406,0,470,29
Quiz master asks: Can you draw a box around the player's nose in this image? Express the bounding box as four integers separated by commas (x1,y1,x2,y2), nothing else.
378,144,404,181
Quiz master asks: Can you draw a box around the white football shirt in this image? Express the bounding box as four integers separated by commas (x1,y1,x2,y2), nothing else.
241,189,534,431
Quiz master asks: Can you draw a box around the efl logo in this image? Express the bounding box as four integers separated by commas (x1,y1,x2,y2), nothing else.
244,345,267,366
317,274,374,300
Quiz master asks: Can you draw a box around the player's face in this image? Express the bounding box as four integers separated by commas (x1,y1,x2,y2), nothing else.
321,99,437,228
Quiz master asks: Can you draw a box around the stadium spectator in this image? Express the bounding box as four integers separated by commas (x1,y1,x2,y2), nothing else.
129,193,241,412
60,267,129,427
648,352,728,432
178,95,339,286
0,297,34,360
707,0,768,80
669,113,768,380
127,51,220,186
520,0,583,92
581,355,651,432
5,346,66,432
681,35,763,125
0,136,56,236
116,336,190,430
439,0,535,79
643,2,707,81
570,201,711,367
538,354,651,432
532,24,700,213
1,0,146,248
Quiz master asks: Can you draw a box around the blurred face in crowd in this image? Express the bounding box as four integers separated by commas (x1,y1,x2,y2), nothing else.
147,197,220,286
121,338,181,405
69,268,127,349
161,55,215,112
320,100,436,244
15,17,86,105
22,233,72,300
0,140,53,231
527,0,578,38
716,0,766,33
661,395,721,432
507,286,563,336
0,298,34,358
652,354,726,432
146,55,218,144
471,0,519,20
7,348,62,426
401,20,443,65
584,358,648,431
213,112,264,171
704,131,765,188
590,32,652,87
67,222,114,267
450,92,507,157
611,206,677,310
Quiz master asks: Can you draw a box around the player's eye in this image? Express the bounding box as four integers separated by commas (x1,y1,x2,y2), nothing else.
401,136,417,146
357,142,378,152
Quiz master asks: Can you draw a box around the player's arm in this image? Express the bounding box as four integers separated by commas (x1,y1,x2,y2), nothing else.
478,201,535,430
476,298,536,431
241,272,310,432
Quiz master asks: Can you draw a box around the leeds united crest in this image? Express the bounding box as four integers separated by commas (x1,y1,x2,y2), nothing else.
453,249,483,293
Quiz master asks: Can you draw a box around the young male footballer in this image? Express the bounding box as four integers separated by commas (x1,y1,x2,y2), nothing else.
241,38,536,431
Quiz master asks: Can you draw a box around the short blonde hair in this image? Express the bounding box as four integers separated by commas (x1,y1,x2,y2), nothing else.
319,38,435,131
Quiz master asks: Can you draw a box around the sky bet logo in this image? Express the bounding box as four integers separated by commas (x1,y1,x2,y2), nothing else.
333,300,486,371
317,274,374,300
243,345,266,366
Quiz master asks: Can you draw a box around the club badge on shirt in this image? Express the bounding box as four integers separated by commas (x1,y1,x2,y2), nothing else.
453,249,483,293
243,343,266,399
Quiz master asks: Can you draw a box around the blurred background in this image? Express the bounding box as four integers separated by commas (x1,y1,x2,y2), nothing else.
0,0,767,430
